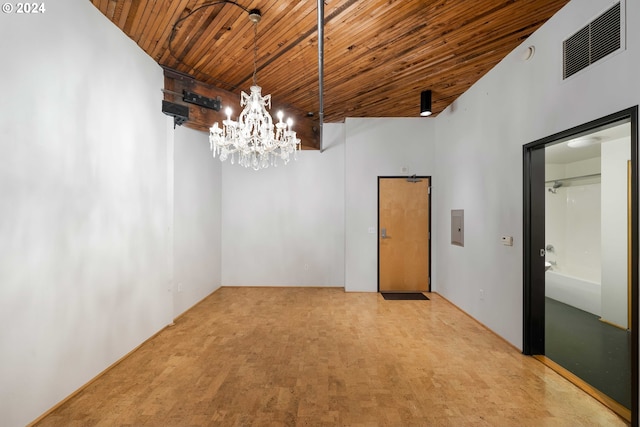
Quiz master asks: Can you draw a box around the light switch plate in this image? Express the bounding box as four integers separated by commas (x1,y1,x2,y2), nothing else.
501,236,513,246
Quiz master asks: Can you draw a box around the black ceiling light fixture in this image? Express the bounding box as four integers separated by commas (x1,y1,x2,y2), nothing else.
420,90,432,117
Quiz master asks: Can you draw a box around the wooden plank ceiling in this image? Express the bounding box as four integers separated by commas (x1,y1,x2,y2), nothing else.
91,0,570,148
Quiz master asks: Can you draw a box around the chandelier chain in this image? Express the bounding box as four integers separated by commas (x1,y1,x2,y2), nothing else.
252,22,258,86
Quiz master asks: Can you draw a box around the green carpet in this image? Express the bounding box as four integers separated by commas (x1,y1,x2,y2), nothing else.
545,297,631,409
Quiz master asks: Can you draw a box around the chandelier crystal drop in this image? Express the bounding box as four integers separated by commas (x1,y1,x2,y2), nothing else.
209,9,301,171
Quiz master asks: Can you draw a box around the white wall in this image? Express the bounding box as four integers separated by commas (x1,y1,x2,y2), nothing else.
0,2,172,426
221,124,345,286
434,0,640,348
601,136,631,327
344,118,435,292
173,126,222,317
221,117,436,292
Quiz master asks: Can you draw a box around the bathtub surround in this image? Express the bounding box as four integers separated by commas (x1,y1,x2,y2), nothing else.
545,156,602,314
545,180,602,281
546,270,601,315
545,131,631,329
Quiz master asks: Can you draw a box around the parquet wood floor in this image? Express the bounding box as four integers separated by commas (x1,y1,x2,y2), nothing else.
33,287,627,426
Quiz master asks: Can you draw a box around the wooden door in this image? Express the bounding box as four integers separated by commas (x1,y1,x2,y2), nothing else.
379,177,430,292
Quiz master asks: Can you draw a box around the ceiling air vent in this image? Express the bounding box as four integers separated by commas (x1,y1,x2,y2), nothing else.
563,2,622,79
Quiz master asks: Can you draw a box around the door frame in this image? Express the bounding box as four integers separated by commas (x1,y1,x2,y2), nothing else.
377,176,432,292
522,106,639,426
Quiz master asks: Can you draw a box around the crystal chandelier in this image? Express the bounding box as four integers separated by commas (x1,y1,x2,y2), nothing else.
209,9,301,171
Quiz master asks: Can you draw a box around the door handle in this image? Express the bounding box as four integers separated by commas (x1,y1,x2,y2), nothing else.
381,228,387,239
540,249,546,257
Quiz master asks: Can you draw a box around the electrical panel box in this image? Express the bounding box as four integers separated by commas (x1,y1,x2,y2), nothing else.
451,209,464,247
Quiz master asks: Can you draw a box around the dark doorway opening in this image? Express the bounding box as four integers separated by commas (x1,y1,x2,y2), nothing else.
523,107,638,425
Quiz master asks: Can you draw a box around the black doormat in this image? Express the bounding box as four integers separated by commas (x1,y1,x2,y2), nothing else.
381,292,429,300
